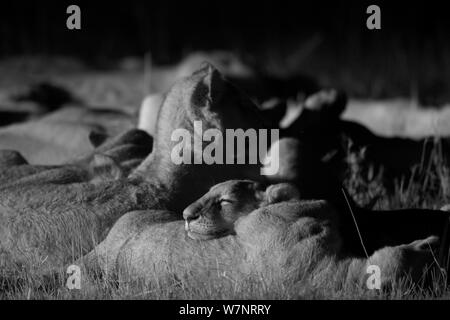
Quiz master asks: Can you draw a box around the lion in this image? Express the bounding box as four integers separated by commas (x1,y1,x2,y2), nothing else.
0,128,153,184
183,180,300,240
183,180,450,272
0,82,76,127
79,191,340,289
80,180,439,294
0,105,136,165
0,64,271,274
283,88,450,191
262,137,450,262
130,63,271,204
259,90,450,262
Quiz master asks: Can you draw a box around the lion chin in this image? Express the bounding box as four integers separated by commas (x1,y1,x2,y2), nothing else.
187,231,222,240
186,223,231,240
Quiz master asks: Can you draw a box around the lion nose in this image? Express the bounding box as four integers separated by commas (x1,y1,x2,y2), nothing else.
183,207,200,222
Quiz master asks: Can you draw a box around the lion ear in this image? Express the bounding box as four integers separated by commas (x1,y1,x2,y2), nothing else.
89,130,108,148
264,183,301,204
191,63,224,110
90,154,124,181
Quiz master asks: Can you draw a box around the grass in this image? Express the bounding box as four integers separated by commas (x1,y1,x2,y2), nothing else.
344,137,450,211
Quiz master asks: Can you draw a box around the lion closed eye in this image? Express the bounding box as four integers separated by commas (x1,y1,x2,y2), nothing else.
182,180,300,240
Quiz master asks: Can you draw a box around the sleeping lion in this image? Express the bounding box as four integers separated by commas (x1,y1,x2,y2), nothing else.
80,180,441,294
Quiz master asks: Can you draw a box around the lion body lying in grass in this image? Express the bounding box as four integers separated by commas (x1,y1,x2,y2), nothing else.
0,129,155,271
82,181,438,293
0,65,270,274
82,201,342,290
0,106,135,165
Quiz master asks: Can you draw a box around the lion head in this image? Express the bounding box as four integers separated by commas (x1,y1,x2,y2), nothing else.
183,180,300,240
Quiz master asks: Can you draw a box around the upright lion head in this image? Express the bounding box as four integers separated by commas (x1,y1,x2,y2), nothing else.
154,63,269,150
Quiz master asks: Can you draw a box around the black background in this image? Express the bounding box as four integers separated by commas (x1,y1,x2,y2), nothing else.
1,0,449,102
1,0,448,63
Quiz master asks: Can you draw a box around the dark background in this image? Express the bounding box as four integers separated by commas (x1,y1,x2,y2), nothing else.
1,0,449,102
1,1,447,62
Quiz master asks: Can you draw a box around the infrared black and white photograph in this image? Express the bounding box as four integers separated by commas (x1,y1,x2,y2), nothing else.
1,0,450,305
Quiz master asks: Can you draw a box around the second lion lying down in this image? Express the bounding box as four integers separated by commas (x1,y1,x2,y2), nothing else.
80,180,441,294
